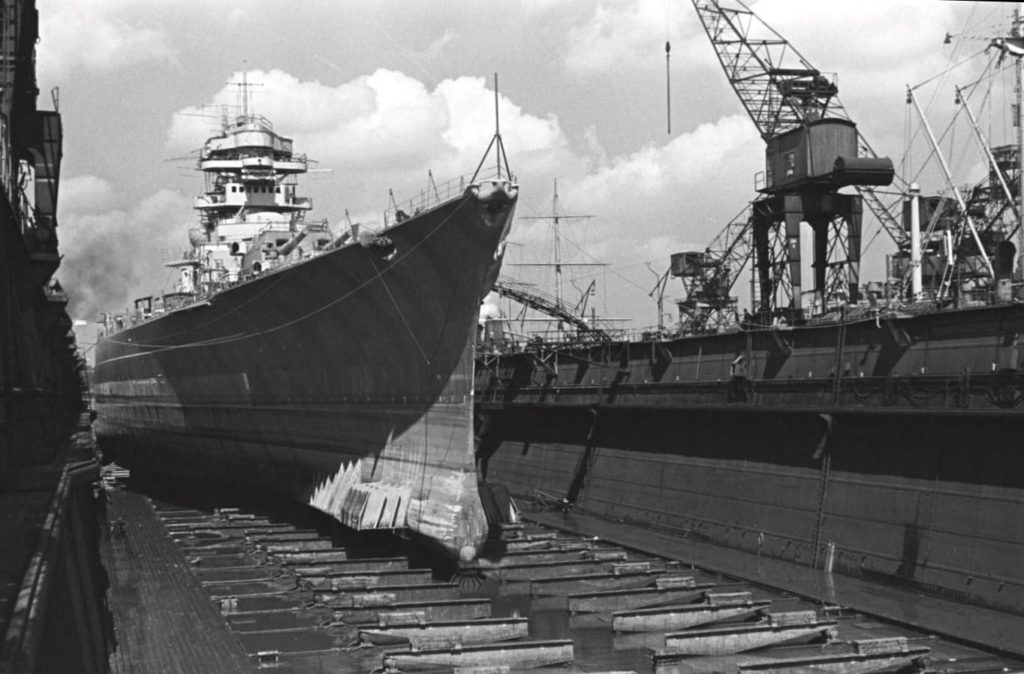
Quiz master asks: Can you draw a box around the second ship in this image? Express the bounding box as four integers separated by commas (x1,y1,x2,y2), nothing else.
93,88,518,560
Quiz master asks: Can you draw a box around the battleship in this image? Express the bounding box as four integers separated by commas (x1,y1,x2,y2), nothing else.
475,1,1024,615
92,88,518,559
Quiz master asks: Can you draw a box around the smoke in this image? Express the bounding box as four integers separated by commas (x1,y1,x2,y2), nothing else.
57,178,193,324
479,292,501,323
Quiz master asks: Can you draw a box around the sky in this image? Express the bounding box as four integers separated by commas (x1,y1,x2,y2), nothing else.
39,0,1018,354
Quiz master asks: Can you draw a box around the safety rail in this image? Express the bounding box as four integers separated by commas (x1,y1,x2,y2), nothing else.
385,166,512,227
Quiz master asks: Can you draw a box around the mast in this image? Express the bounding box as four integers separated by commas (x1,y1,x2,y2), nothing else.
1016,8,1024,273
511,180,601,338
494,73,501,179
907,86,995,289
552,180,563,308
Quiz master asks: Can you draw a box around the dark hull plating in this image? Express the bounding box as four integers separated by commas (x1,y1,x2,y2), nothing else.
95,189,513,556
475,305,1024,612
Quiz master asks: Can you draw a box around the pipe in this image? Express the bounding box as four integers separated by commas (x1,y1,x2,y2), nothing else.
910,183,922,301
277,230,307,257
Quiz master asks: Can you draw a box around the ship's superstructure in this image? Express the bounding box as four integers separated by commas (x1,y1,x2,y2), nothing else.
94,90,518,559
188,109,327,287
114,104,336,324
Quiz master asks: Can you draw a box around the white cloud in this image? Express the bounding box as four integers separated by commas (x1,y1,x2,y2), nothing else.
438,76,563,156
166,69,566,217
564,0,710,75
566,2,666,74
572,114,757,205
749,0,961,103
38,0,177,78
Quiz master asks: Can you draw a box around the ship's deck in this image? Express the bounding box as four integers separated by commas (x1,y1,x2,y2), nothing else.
527,509,1024,658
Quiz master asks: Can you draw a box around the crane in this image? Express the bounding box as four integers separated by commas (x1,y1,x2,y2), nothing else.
493,279,612,342
670,204,753,332
683,0,899,324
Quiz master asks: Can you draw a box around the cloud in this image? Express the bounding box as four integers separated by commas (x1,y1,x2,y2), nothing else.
565,2,666,74
570,114,757,210
421,29,457,61
166,69,566,223
501,114,760,325
38,0,177,78
564,0,710,75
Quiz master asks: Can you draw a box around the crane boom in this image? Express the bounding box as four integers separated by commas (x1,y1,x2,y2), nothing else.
493,279,612,342
692,0,844,140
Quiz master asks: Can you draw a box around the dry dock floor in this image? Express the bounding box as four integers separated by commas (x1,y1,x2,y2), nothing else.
102,488,254,673
526,509,1024,659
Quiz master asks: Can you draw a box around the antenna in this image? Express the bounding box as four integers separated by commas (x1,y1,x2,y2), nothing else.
665,41,672,134
229,62,263,121
664,0,671,134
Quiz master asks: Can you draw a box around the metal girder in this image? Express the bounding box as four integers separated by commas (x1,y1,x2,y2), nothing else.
692,0,847,140
676,205,754,332
493,279,612,342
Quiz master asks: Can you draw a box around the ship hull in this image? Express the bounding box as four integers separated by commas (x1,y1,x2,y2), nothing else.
475,306,1024,611
95,185,515,557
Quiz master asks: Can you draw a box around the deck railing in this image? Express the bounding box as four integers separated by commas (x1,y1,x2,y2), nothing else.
384,166,512,227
